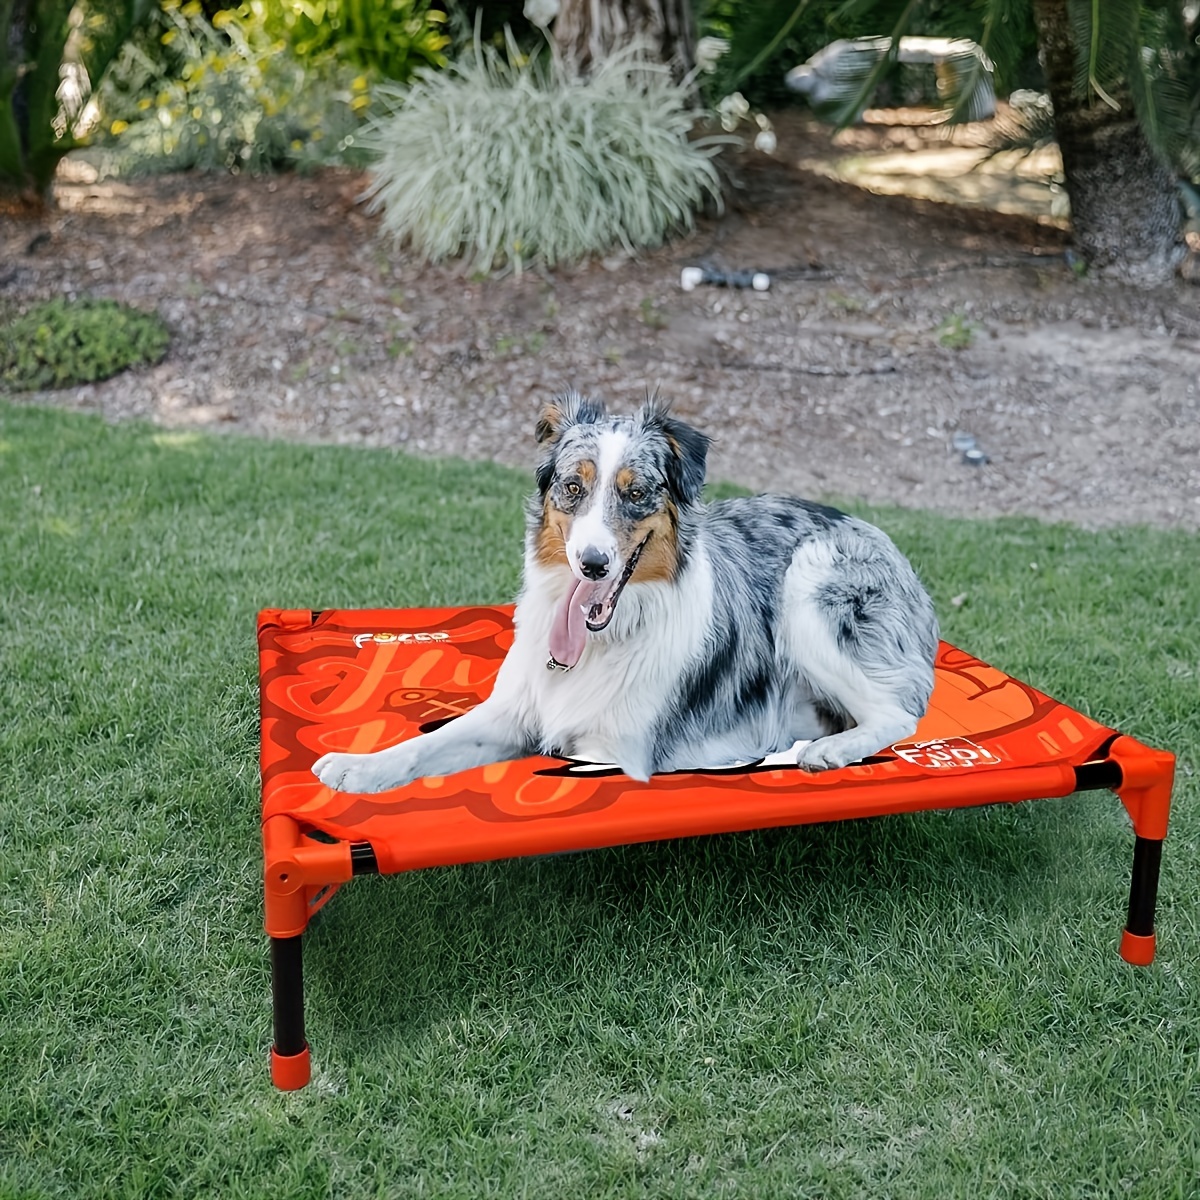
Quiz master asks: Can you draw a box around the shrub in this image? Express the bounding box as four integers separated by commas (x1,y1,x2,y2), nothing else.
360,36,729,274
254,0,450,83
94,0,371,175
0,298,170,391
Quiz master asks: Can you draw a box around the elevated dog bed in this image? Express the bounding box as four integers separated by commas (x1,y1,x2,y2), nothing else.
259,606,1175,1090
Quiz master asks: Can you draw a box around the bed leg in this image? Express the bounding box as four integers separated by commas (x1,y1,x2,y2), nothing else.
1105,735,1173,967
1119,836,1162,967
270,934,311,1089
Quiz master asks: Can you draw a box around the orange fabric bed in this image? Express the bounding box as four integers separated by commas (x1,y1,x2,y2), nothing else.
259,606,1175,1090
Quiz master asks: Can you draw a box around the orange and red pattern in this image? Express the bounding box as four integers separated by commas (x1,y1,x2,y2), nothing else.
259,606,1118,875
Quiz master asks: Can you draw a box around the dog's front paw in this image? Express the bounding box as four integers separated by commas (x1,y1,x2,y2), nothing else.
312,750,411,794
795,740,858,773
617,752,654,783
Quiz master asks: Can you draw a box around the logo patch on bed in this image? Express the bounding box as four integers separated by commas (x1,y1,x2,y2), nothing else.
891,737,1001,769
353,631,451,648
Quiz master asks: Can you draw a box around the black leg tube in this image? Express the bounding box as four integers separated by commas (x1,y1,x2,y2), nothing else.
351,842,379,875
1125,837,1163,939
271,935,307,1059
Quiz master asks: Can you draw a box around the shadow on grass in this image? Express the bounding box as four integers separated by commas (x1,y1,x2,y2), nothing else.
309,789,1108,1049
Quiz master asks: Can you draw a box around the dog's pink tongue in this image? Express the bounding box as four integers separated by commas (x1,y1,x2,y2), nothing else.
549,579,602,668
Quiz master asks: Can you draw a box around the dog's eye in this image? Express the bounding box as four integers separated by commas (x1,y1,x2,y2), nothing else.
564,480,582,497
628,487,645,503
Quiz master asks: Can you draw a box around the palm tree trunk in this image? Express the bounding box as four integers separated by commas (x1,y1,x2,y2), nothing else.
1,0,41,211
552,0,696,81
1031,0,1184,286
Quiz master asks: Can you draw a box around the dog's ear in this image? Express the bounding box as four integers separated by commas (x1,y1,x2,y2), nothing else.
663,419,710,505
535,392,606,494
535,453,556,495
535,404,563,446
639,394,709,505
535,390,606,445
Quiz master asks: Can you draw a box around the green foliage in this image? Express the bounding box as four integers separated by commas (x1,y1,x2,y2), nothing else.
441,0,538,57
94,0,371,174
1120,3,1199,182
699,0,1040,109
0,0,148,202
756,1,1200,187
361,35,730,274
0,297,169,391
1024,0,1197,183
1067,0,1139,108
253,0,449,81
701,0,857,107
935,310,979,349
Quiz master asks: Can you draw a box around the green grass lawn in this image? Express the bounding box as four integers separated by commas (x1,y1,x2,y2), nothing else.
1,400,1197,1200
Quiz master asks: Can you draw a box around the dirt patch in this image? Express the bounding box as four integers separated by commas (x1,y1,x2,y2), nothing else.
3,111,1198,529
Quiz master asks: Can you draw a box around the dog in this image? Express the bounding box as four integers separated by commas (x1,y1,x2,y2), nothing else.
313,392,939,794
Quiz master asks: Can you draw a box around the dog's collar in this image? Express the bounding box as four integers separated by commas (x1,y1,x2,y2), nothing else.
546,655,573,672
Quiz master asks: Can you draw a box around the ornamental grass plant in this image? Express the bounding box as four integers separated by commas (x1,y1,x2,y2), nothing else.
360,36,730,274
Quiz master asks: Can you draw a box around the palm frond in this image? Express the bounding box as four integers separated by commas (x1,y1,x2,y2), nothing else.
1124,4,1194,170
1065,0,1138,107
822,0,920,125
931,41,997,124
723,0,815,93
976,0,1031,76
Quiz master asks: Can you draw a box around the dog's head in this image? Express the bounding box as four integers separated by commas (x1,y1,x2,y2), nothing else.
531,392,709,657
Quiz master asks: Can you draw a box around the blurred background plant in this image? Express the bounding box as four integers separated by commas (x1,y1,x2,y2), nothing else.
695,0,1041,111
0,297,170,389
17,0,1194,279
1,0,151,209
256,0,449,82
698,0,1199,282
92,0,374,174
360,29,729,274
85,0,538,177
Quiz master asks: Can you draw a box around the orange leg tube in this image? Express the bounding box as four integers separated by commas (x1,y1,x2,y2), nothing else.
1107,736,1174,966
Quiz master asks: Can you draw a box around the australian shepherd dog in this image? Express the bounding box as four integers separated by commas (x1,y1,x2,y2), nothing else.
314,392,939,793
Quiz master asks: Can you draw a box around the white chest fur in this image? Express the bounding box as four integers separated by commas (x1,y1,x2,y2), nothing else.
489,552,714,775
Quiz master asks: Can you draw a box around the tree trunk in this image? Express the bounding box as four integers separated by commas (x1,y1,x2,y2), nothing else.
551,0,696,82
1,0,52,213
1031,0,1184,287
1,0,30,173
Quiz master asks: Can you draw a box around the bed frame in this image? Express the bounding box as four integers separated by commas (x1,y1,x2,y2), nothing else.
258,606,1174,1090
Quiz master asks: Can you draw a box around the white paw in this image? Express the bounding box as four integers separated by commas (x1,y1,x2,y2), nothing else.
312,749,412,794
616,750,654,782
795,739,860,772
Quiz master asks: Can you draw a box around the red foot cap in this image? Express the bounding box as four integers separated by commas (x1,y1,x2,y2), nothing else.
271,1044,312,1090
1119,929,1156,967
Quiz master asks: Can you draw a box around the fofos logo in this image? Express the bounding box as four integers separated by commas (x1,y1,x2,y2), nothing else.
891,737,1001,769
353,631,451,649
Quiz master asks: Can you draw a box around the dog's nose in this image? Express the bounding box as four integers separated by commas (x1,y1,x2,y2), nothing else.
579,546,610,580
